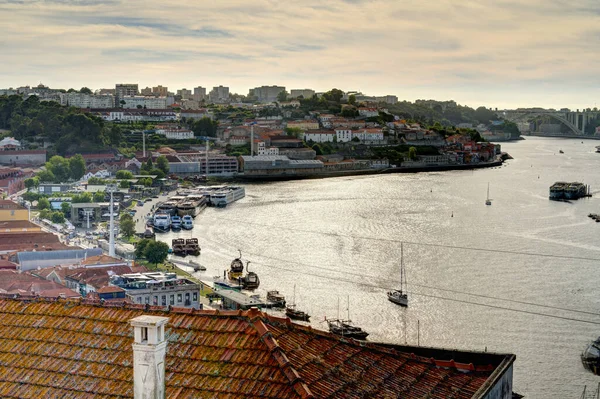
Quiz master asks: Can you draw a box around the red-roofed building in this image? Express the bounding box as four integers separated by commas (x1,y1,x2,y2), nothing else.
0,298,518,398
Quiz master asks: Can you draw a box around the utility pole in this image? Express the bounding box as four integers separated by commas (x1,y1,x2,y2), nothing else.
142,131,146,158
107,184,117,257
205,139,209,176
250,124,254,156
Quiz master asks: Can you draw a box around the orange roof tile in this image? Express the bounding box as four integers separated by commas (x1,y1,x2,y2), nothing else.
0,297,514,398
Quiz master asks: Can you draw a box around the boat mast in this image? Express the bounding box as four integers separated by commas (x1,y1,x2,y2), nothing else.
346,295,350,322
487,183,490,201
400,242,404,292
293,284,296,306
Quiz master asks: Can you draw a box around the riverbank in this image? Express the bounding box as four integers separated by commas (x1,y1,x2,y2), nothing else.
232,158,506,182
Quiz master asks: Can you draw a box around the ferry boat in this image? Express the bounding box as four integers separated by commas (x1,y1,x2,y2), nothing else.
171,215,182,230
181,215,194,230
266,290,286,308
210,186,246,208
177,195,208,217
156,200,178,216
152,213,171,232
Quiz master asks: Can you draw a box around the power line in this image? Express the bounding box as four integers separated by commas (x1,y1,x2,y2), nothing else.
213,215,600,262
198,235,600,325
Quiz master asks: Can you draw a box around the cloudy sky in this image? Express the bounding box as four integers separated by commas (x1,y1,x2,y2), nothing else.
1,0,599,109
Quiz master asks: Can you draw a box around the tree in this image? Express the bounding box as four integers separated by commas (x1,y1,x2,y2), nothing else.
119,180,130,189
190,117,219,137
277,90,289,102
284,127,303,139
37,197,51,210
93,191,105,202
142,177,153,187
39,209,52,220
120,214,135,237
156,156,169,175
51,211,65,224
72,192,92,203
37,169,55,183
24,177,38,191
408,147,418,160
323,88,344,103
45,155,71,182
144,241,169,265
144,158,154,171
60,201,71,216
116,170,134,179
150,168,166,179
348,94,356,105
135,239,151,258
69,154,86,180
136,104,143,109
80,87,93,95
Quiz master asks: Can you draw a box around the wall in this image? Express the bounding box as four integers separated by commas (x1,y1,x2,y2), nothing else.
0,151,46,166
0,209,28,221
481,364,513,399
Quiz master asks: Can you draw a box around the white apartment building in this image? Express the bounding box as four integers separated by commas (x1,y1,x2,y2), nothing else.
121,96,168,109
358,107,379,118
59,93,115,108
290,89,315,99
303,130,336,143
286,119,319,131
257,142,279,155
177,88,192,100
160,130,194,140
115,83,138,103
352,128,384,142
193,86,207,101
318,114,335,128
209,86,229,102
335,128,353,142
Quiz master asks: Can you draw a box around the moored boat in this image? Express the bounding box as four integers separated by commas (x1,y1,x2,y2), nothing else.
327,319,369,340
387,242,408,307
177,195,208,217
172,238,186,256
171,215,182,230
152,213,171,232
285,284,310,321
181,215,194,230
582,337,600,375
266,290,286,308
210,186,245,208
184,238,200,256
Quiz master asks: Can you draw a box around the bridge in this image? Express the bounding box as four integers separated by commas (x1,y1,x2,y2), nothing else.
499,110,599,136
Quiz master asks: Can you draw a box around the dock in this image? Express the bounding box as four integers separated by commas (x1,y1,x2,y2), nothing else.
549,181,591,200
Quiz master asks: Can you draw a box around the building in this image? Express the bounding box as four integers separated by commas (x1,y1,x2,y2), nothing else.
179,109,213,120
358,107,380,118
168,153,239,176
16,248,103,271
59,93,115,108
121,96,168,109
115,83,138,104
64,264,137,297
152,85,168,97
110,272,201,308
0,149,46,166
257,141,280,155
154,128,194,140
335,128,352,142
89,108,177,122
290,88,315,99
286,119,319,131
0,270,80,298
0,200,28,221
250,85,285,103
303,129,336,143
140,87,152,96
239,155,324,176
0,297,518,398
176,88,192,100
209,85,229,103
0,137,21,150
0,220,41,234
352,128,385,143
193,86,207,101
38,183,74,195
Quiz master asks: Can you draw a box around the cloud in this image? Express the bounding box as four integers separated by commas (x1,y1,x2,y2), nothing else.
0,0,599,108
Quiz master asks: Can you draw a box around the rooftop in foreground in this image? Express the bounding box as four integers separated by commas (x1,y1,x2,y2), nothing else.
0,296,516,398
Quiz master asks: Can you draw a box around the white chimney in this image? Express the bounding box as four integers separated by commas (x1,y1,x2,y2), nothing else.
130,315,169,399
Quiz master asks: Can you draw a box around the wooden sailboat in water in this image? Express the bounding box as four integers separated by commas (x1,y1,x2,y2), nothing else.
387,242,408,307
285,285,310,321
327,296,369,340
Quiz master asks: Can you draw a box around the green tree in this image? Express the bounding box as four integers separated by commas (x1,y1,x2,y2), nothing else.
135,239,151,258
348,94,356,105
143,177,153,187
45,155,71,182
80,87,93,95
60,201,71,216
39,209,52,220
116,170,134,179
284,127,303,139
51,211,65,224
72,192,92,203
93,191,105,202
190,117,219,137
120,213,135,237
144,158,153,171
156,156,169,175
24,177,39,191
68,154,86,180
323,88,344,103
150,168,166,179
119,180,130,189
37,197,51,210
144,241,169,265
408,147,418,160
277,90,289,102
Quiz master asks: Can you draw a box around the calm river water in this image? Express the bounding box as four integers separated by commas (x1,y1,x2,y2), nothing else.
160,136,600,398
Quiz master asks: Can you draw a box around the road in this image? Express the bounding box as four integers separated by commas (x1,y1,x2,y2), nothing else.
133,191,174,233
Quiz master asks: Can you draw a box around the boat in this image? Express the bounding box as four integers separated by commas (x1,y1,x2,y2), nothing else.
209,186,246,208
559,149,564,154
184,238,200,256
170,215,182,230
227,250,245,281
327,297,368,340
171,238,186,256
170,258,206,271
595,146,600,153
327,319,369,340
181,215,194,230
152,213,171,232
241,261,260,290
266,290,286,308
177,195,208,217
582,337,600,375
156,200,178,216
485,183,492,206
285,285,310,321
387,242,408,306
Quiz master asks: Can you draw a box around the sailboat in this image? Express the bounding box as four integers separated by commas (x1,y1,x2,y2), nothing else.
285,284,310,321
327,296,369,340
485,183,492,206
387,242,408,307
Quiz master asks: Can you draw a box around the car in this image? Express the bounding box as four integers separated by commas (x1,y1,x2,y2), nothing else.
137,202,144,206
145,198,152,202
152,195,159,199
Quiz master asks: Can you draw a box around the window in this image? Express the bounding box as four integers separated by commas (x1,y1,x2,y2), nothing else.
153,296,158,305
193,292,198,302
144,296,149,304
177,294,182,303
137,297,142,304
185,293,190,301
141,327,148,343
161,295,166,306
170,295,174,305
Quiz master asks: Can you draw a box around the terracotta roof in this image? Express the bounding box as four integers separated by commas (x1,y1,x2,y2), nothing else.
0,232,70,253
65,265,135,288
81,255,127,266
0,270,78,298
0,200,25,210
0,298,514,398
0,220,40,230
0,260,17,270
95,285,126,294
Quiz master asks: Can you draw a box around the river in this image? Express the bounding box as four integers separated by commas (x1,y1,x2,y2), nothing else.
158,136,600,398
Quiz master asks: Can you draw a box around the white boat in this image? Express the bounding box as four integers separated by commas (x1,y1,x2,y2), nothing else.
171,215,182,230
387,242,408,307
177,195,208,217
153,213,171,232
485,183,492,206
210,186,245,208
181,215,194,230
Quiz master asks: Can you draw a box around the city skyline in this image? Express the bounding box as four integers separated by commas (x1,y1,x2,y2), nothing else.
1,0,600,110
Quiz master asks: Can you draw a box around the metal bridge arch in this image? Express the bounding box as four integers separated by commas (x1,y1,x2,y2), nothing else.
509,112,582,135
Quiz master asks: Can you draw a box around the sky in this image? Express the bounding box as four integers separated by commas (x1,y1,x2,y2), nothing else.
1,0,599,110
